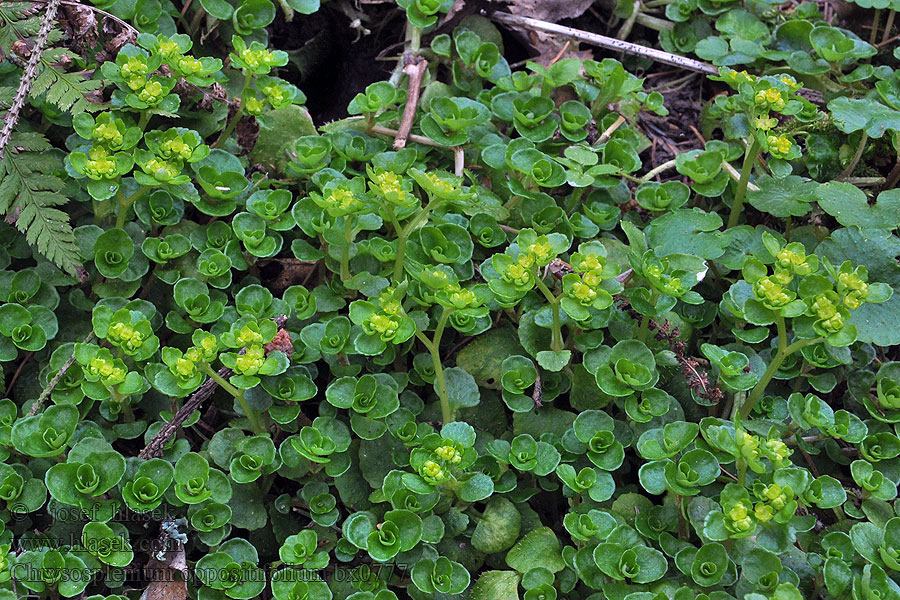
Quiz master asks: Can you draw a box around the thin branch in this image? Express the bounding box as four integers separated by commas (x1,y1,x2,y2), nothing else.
30,331,96,416
394,56,428,150
138,315,288,459
597,115,626,144
453,146,464,176
369,125,442,148
0,0,62,159
488,11,824,105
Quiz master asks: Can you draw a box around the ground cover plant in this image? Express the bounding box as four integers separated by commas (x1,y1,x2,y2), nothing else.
3,0,900,598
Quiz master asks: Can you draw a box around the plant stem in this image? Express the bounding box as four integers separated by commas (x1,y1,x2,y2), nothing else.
726,137,761,229
871,8,882,44
393,196,439,281
640,158,678,182
340,217,353,282
417,308,454,424
636,289,660,343
203,364,266,435
738,322,824,420
116,187,148,230
883,9,897,44
839,131,868,180
534,277,563,351
212,70,253,149
137,111,151,131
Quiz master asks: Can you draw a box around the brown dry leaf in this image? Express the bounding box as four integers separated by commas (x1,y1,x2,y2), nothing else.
141,544,188,600
62,3,98,52
494,0,597,65
504,0,597,22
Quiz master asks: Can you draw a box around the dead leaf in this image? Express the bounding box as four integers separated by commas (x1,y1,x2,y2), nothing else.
504,0,597,22
141,543,188,600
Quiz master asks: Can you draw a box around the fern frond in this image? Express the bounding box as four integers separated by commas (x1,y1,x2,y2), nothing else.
0,3,41,49
0,87,15,109
0,133,81,275
30,49,103,114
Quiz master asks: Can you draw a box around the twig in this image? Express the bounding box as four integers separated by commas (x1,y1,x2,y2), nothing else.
597,115,627,144
138,315,288,459
532,369,543,408
8,352,35,395
370,125,442,148
394,56,428,150
548,40,571,66
453,146,464,176
722,158,760,192
640,158,677,182
30,331,96,416
0,0,62,159
491,11,717,74
488,11,824,105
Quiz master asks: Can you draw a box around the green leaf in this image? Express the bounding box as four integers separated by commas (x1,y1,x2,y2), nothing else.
472,497,522,553
816,183,900,230
748,175,819,218
828,97,900,138
471,570,520,600
459,472,494,502
506,526,565,573
644,208,726,259
442,366,481,410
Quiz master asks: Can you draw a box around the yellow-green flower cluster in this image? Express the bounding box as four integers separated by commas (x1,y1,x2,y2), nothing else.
420,460,448,484
753,276,793,309
316,185,364,218
838,267,870,309
434,444,462,465
754,86,787,112
774,245,815,279
808,292,845,333
766,134,795,159
108,322,146,355
142,156,182,183
725,500,754,534
752,483,796,523
500,252,537,288
93,121,124,149
137,79,165,105
121,56,151,90
369,171,414,208
83,146,119,180
159,136,194,161
233,344,266,376
86,355,127,387
723,69,756,86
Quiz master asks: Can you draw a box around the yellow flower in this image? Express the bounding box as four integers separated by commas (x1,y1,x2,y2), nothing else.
754,503,774,522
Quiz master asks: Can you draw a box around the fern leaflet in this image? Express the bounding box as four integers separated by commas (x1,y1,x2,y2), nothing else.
0,132,82,275
30,48,103,114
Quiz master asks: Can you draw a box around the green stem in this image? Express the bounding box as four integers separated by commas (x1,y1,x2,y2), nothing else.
738,323,824,420
138,111,151,131
204,364,266,434
213,70,253,149
393,197,440,281
534,277,563,351
871,8,882,44
116,188,149,230
636,289,660,343
421,307,454,424
839,131,868,180
340,218,353,282
726,137,761,229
